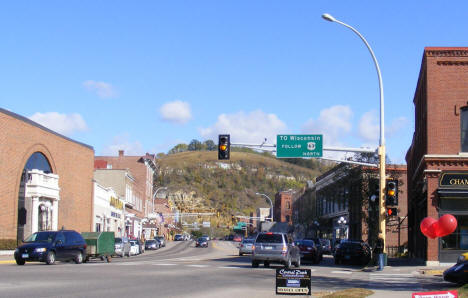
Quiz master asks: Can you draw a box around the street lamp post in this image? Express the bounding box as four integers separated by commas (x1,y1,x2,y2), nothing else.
337,216,347,240
322,13,386,265
255,193,274,222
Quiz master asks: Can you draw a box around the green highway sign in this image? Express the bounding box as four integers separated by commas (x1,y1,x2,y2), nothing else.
276,134,323,158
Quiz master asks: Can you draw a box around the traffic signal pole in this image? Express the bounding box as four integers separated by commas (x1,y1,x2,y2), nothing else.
379,146,386,254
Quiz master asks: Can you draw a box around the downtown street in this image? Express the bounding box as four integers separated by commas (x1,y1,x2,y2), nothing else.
0,240,456,298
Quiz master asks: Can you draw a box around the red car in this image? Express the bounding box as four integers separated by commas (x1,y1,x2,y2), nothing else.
233,235,242,242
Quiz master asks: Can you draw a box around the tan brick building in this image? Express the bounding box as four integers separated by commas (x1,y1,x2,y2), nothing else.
275,191,295,224
406,47,468,265
94,150,158,240
0,108,94,244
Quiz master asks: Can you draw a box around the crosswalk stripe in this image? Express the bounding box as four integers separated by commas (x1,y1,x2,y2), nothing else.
331,270,352,274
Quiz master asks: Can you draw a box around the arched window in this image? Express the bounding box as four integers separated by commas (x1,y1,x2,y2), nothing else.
25,152,52,173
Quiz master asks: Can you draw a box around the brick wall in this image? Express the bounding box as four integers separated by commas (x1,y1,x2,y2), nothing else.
0,109,94,240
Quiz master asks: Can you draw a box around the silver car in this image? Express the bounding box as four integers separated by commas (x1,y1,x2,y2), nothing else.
251,232,301,268
239,238,255,256
114,237,131,257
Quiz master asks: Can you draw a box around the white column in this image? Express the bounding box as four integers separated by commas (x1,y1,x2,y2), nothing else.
31,197,39,234
52,200,59,230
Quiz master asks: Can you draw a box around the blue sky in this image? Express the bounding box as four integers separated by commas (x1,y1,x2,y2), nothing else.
1,1,467,164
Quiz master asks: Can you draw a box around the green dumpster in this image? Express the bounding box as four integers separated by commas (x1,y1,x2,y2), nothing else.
81,232,115,263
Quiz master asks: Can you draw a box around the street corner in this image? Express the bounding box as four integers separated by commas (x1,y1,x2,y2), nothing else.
419,269,444,276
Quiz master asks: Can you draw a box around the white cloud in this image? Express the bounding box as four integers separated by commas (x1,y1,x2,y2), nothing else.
29,112,88,136
101,133,144,156
302,105,353,146
83,80,118,98
199,110,287,144
358,110,379,143
359,111,409,142
159,100,192,124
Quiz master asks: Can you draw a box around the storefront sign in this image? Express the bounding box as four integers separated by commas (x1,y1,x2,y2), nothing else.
276,269,311,295
440,173,468,188
110,196,123,210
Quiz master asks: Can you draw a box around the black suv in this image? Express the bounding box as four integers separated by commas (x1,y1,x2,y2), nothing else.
14,230,87,265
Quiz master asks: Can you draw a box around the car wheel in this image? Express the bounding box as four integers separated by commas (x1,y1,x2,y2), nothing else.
46,251,56,265
74,251,83,264
239,252,243,256
106,255,112,263
284,258,292,269
264,261,270,268
334,258,340,265
251,261,259,268
15,258,25,265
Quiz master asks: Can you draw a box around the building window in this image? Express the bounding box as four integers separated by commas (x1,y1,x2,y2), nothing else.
441,214,468,250
461,107,468,152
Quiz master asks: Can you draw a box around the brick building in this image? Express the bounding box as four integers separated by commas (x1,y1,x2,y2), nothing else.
94,150,158,240
0,108,94,244
314,163,408,251
274,190,295,224
406,47,468,265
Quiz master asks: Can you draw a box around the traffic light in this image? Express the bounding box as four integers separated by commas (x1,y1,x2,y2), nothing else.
386,207,398,217
385,179,398,206
218,134,230,160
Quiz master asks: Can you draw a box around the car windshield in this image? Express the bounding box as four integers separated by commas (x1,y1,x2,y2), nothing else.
24,232,55,243
115,238,122,243
146,240,155,244
256,234,283,243
243,239,254,243
298,240,314,246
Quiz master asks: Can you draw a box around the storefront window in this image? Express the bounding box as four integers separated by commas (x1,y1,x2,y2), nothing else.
461,107,468,152
441,214,468,250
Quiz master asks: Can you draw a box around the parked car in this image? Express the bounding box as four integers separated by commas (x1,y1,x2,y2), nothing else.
233,235,243,242
334,240,371,265
14,230,87,265
303,238,323,262
444,253,468,284
145,239,160,250
174,234,184,241
238,238,255,256
320,239,332,255
155,236,166,247
196,237,208,248
295,239,321,264
129,240,141,255
251,232,301,269
202,235,210,241
114,237,131,257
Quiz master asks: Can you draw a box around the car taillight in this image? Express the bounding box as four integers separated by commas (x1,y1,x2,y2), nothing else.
282,245,287,253
252,245,255,250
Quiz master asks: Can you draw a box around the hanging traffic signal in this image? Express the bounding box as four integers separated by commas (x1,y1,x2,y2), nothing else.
385,179,398,206
218,134,230,160
386,207,398,217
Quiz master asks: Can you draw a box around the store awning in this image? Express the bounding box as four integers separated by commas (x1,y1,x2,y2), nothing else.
437,188,468,198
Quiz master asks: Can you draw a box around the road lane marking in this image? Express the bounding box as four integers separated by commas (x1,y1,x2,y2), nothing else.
152,263,177,266
331,270,352,274
186,264,209,268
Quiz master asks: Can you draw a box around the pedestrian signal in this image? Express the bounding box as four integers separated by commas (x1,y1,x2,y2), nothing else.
386,207,398,217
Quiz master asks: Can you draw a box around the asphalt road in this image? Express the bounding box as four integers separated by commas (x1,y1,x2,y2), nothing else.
0,240,457,298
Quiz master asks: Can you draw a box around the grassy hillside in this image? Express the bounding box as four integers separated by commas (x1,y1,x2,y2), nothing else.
156,151,331,219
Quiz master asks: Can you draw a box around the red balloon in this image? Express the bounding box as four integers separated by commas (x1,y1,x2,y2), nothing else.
438,214,458,237
420,217,438,239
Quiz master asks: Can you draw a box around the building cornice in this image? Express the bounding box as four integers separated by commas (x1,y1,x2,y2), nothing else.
425,48,468,57
412,154,468,181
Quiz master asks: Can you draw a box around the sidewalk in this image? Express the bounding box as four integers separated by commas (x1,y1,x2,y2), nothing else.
0,251,15,264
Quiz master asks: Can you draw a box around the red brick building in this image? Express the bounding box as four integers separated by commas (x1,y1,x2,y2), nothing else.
314,163,408,251
275,191,294,224
0,108,94,244
406,47,468,265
